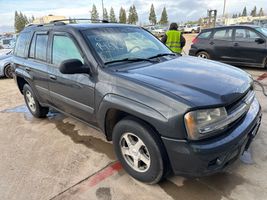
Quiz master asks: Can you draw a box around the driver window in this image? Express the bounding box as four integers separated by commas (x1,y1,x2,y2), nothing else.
52,35,84,66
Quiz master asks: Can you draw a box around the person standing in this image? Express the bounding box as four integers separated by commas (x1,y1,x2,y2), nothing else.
161,23,186,54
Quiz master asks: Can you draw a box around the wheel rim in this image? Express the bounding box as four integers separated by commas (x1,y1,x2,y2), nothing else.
25,90,36,113
4,65,13,78
120,132,151,173
198,53,208,59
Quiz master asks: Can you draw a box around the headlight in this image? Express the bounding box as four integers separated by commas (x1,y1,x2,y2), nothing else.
184,107,228,140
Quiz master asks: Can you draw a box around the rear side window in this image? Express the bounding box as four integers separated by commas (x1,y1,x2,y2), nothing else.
198,31,212,39
52,35,83,66
213,29,233,41
235,29,260,42
14,32,31,57
35,35,48,61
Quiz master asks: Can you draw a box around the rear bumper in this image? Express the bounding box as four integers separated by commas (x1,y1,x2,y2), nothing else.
162,98,262,177
188,48,197,56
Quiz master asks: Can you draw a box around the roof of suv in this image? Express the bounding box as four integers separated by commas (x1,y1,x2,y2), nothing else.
202,25,261,32
22,23,138,33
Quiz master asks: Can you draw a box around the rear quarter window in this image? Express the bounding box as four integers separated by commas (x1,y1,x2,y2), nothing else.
14,32,31,58
198,31,212,39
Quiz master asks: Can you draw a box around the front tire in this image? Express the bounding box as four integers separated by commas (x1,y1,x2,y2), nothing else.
112,117,169,184
23,84,49,118
4,65,13,78
196,51,210,59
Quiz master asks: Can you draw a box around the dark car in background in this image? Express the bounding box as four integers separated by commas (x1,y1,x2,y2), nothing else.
189,25,267,68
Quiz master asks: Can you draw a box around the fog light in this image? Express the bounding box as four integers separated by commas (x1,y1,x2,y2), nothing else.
216,158,223,165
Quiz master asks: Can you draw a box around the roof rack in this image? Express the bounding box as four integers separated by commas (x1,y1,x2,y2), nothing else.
50,18,109,24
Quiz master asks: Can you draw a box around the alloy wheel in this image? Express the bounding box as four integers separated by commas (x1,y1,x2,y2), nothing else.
25,90,36,113
120,132,151,173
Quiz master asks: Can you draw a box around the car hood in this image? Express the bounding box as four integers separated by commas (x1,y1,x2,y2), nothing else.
117,56,252,107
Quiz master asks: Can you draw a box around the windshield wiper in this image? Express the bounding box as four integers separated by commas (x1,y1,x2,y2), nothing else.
104,57,157,65
148,53,176,59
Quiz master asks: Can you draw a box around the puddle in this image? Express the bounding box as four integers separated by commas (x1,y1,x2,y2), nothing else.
0,105,29,113
159,173,245,200
96,187,112,200
52,119,115,160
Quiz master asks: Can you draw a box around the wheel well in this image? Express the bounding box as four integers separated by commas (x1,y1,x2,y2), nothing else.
17,76,27,94
104,109,160,141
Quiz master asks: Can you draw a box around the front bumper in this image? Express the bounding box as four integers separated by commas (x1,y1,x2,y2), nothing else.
162,98,262,177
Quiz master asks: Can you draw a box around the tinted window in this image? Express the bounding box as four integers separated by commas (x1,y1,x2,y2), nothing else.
213,29,233,40
235,29,260,42
52,35,83,66
256,27,267,37
14,32,31,57
35,34,48,61
198,31,212,39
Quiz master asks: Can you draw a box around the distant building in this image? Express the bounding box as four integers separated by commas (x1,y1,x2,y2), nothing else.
225,16,267,26
32,15,67,24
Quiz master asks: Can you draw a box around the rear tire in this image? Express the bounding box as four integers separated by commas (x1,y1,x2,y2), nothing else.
4,65,13,78
196,51,210,59
112,117,169,184
23,84,49,118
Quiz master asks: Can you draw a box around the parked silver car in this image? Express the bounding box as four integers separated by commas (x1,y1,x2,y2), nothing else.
0,51,13,78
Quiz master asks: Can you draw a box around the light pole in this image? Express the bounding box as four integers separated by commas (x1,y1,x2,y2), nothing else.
102,0,104,20
223,0,226,17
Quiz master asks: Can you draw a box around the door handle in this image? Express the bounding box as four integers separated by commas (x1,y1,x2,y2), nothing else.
209,41,214,45
25,67,31,72
49,75,57,80
234,42,239,47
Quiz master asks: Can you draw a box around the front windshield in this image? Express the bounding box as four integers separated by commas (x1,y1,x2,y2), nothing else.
256,27,267,37
83,27,172,64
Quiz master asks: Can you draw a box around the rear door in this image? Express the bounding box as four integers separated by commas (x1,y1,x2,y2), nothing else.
25,32,51,104
209,28,234,63
232,28,266,67
47,32,95,123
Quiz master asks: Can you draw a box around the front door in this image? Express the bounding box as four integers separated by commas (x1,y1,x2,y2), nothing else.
232,28,266,67
47,33,95,123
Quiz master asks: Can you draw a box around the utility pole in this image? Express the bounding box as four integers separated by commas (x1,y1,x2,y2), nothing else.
102,0,104,20
223,0,226,17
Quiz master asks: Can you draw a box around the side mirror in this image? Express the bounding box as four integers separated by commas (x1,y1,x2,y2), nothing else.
255,38,265,44
59,59,91,75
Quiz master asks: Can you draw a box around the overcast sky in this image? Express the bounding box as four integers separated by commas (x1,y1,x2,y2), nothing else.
0,0,266,33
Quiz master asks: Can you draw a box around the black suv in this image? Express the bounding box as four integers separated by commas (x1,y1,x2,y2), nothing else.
189,25,267,68
12,21,262,184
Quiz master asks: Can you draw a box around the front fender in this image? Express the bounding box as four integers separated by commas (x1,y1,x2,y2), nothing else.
97,93,170,138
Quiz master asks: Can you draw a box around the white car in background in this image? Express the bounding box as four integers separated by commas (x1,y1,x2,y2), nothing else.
0,50,13,78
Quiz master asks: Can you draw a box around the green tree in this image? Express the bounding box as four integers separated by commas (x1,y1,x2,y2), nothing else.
149,4,157,25
103,8,108,21
127,5,138,24
242,6,247,16
159,7,168,25
258,8,264,16
250,6,257,17
109,7,117,22
14,11,28,33
132,5,138,24
91,4,99,22
119,7,127,23
128,6,133,24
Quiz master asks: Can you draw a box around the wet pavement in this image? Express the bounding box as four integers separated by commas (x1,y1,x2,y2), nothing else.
0,57,267,200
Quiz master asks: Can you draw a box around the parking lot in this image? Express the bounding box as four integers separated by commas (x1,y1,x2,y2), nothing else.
0,35,267,200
